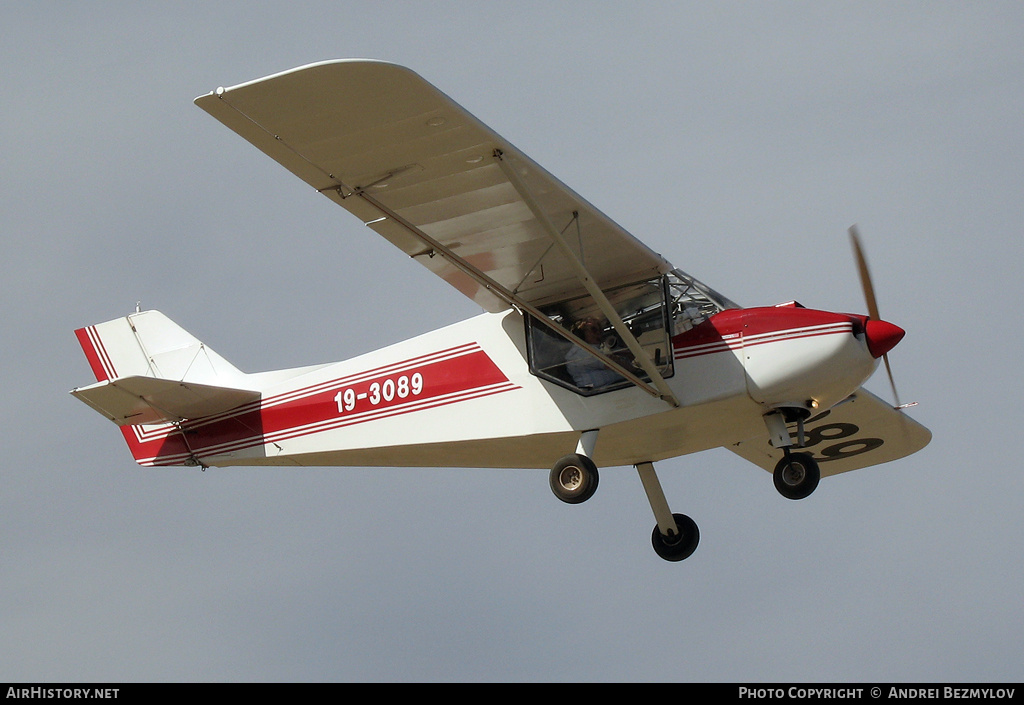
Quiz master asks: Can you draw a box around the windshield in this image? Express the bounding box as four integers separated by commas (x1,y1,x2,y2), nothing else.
667,269,738,334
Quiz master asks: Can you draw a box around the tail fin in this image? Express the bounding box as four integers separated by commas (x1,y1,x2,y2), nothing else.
71,310,259,427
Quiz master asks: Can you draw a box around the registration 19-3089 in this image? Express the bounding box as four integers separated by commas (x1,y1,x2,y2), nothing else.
334,372,424,413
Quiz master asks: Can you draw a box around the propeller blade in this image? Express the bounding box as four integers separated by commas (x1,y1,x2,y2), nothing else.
849,225,902,408
882,354,901,408
849,225,881,321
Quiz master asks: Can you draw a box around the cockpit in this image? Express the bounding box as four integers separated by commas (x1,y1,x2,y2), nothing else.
526,270,738,395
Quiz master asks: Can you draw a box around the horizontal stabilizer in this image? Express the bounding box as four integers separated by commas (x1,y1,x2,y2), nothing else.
71,375,259,426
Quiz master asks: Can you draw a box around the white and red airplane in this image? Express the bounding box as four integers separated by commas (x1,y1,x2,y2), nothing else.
71,60,930,562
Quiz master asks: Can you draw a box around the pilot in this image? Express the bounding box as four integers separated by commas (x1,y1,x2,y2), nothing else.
565,318,625,389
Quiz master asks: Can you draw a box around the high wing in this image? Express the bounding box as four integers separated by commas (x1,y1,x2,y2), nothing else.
194,60,672,314
728,388,932,478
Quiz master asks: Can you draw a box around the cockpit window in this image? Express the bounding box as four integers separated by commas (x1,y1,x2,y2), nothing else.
526,277,672,395
526,270,735,396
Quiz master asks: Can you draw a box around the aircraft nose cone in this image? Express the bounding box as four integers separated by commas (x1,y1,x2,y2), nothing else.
864,319,905,358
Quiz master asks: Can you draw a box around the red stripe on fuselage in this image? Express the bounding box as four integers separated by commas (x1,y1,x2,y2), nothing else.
672,307,856,359
130,345,518,466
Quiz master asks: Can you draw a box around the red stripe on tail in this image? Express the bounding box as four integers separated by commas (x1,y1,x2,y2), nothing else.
74,327,112,382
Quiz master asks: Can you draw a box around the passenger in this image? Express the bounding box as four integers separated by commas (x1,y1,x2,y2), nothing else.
565,318,625,389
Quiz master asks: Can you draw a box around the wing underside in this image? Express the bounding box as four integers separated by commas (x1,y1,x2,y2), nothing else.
194,60,672,313
728,388,932,477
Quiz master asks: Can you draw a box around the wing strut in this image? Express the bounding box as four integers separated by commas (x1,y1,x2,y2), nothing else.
494,150,679,407
346,183,664,398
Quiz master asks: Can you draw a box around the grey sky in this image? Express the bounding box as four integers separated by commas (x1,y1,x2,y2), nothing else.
3,1,1023,682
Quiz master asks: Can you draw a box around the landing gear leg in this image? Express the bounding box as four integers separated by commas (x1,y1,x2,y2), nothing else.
636,461,699,562
764,410,821,500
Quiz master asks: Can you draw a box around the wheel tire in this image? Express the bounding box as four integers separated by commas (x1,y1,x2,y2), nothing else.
549,454,599,504
651,513,700,562
773,452,821,500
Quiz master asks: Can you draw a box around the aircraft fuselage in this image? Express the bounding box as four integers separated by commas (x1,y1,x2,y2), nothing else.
105,303,886,470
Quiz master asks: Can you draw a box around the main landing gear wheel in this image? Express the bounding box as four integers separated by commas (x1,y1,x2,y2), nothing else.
773,451,821,500
651,513,700,562
549,453,599,504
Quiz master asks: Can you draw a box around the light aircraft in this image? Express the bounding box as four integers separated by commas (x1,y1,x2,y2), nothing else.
71,60,930,561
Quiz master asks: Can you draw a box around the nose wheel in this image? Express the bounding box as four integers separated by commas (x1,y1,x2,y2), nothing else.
763,410,821,500
773,450,820,500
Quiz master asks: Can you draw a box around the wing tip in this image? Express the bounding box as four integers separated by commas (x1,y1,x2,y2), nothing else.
194,58,418,105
